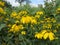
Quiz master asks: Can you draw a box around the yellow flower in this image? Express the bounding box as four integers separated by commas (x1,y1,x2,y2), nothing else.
57,8,60,11
56,23,60,28
40,30,48,40
43,24,52,29
51,18,56,23
0,1,5,6
34,30,56,41
56,8,60,14
47,24,52,29
21,17,26,24
43,32,49,40
15,20,20,23
0,7,4,13
15,15,21,19
9,24,24,33
44,18,51,23
12,24,20,32
19,25,24,29
41,30,47,35
31,19,37,24
21,31,26,35
7,24,11,27
11,24,16,29
18,11,27,15
35,30,56,41
21,16,32,24
11,12,17,17
21,16,37,24
5,18,9,21
48,32,55,41
35,33,43,39
40,21,44,24
36,11,44,15
35,15,40,18
43,24,47,29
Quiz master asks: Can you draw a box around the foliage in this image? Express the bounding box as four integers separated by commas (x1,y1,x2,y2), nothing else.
0,0,60,45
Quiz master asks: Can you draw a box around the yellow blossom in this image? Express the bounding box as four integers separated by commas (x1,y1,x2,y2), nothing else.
43,24,52,29
45,18,51,21
5,18,9,21
43,24,47,29
56,8,60,14
10,12,17,17
48,32,55,41
41,30,47,35
35,33,43,39
40,21,44,24
56,23,60,28
31,19,37,24
18,11,27,15
34,30,56,41
9,24,24,33
21,31,26,35
15,15,21,19
19,25,24,29
51,18,56,23
35,15,40,18
21,16,32,24
43,32,49,39
57,8,60,11
15,20,20,23
7,24,11,27
0,1,5,6
36,11,44,15
0,7,4,13
47,24,52,29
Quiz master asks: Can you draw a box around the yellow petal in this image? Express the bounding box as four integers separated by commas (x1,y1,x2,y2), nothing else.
35,33,43,39
49,32,55,41
43,32,49,40
41,30,47,35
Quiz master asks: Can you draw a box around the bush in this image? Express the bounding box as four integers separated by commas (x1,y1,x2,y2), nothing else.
0,0,60,45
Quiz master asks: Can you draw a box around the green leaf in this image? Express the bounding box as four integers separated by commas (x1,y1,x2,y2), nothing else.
0,24,6,31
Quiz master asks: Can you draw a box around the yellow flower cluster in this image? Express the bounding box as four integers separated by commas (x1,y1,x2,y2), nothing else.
44,17,56,23
56,8,60,14
18,11,27,15
21,16,37,24
43,24,52,29
0,1,5,6
39,17,56,25
0,7,4,12
35,11,44,18
10,11,28,19
0,7,6,14
36,11,44,15
35,15,40,18
0,1,6,14
9,24,24,33
35,30,56,41
0,0,60,43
